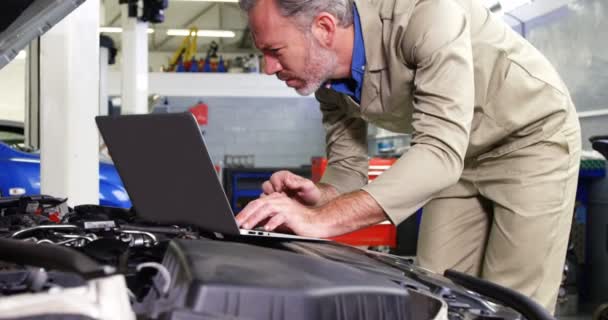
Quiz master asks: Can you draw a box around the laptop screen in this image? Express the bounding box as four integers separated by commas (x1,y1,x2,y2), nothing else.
96,113,241,236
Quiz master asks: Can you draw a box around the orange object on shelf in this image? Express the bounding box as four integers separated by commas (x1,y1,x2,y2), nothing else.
189,101,209,125
311,157,398,247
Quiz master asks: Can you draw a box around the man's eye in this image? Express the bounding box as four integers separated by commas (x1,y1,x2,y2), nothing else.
270,48,281,54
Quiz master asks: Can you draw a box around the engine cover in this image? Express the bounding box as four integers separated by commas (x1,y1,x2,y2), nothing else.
137,239,444,320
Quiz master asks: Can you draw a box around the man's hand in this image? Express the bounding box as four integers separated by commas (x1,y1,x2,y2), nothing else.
261,171,322,206
236,190,389,239
236,193,328,238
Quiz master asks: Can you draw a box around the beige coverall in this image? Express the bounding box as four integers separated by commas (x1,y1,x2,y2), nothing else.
315,0,581,313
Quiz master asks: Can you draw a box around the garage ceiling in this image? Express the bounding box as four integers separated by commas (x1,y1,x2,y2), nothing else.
101,0,572,53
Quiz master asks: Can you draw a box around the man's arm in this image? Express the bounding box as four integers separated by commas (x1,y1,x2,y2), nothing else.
361,0,474,225
316,182,340,206
312,190,386,237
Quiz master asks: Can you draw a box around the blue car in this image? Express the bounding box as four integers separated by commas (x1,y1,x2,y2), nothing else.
0,120,131,208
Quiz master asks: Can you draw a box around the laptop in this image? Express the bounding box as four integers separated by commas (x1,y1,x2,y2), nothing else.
95,112,322,241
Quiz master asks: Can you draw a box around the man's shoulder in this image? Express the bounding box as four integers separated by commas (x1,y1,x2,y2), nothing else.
356,0,412,17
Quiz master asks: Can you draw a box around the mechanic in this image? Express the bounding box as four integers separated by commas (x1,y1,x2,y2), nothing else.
235,0,580,313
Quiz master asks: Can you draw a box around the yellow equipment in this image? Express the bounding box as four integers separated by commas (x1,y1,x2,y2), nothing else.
167,27,198,71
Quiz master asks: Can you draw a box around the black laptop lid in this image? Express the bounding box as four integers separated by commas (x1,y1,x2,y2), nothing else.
95,113,240,236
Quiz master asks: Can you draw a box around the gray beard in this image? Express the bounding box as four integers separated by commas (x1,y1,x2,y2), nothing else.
295,36,338,96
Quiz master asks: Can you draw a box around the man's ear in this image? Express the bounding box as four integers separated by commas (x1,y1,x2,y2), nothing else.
311,12,337,48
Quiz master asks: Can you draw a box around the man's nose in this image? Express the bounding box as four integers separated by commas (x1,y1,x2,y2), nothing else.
263,55,283,75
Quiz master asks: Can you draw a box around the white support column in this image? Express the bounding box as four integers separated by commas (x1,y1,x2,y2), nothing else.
120,4,148,114
99,47,109,116
40,0,100,206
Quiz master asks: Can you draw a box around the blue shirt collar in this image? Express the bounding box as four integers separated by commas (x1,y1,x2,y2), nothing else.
328,5,366,103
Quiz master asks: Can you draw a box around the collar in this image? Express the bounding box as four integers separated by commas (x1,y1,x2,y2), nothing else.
329,5,366,102
353,0,388,71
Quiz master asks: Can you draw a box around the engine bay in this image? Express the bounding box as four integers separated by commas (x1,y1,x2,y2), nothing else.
0,195,539,320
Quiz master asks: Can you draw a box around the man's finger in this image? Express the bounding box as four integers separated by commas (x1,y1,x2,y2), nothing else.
258,192,286,201
284,175,305,190
235,198,266,226
269,173,287,193
264,214,286,232
261,181,274,194
266,192,286,199
241,202,276,230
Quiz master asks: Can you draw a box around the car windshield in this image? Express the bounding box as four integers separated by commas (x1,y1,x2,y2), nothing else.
0,130,24,146
0,122,34,152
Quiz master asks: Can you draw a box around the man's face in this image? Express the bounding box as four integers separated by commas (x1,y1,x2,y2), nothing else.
249,0,338,96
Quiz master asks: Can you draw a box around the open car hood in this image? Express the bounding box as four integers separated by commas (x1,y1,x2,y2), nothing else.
0,0,85,70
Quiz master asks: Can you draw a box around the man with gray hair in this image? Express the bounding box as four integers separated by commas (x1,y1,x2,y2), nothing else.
235,0,580,313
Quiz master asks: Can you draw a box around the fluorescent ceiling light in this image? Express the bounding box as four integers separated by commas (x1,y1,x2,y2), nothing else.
99,27,155,34
99,27,122,33
15,50,26,60
166,29,236,38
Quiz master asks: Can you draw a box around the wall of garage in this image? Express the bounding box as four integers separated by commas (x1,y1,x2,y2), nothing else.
0,57,26,122
527,0,608,148
154,96,326,168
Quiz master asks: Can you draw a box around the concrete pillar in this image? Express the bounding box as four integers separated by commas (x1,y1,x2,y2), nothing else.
40,0,100,206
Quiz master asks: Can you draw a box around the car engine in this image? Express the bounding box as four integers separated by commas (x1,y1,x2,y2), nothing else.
0,195,550,320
